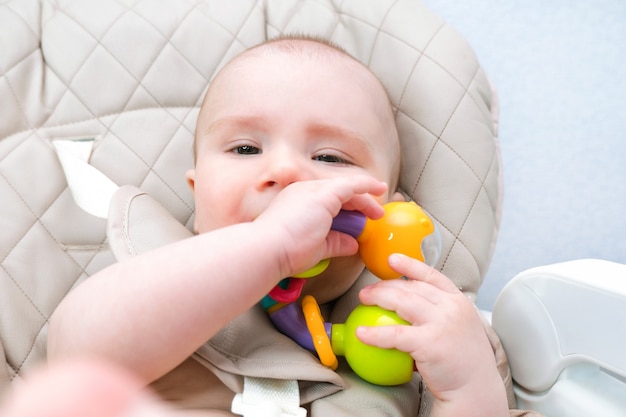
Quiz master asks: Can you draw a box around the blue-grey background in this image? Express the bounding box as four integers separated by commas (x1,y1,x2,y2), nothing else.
421,0,626,310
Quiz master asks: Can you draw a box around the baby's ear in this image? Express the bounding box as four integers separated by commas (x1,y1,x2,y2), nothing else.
185,169,196,193
185,169,200,234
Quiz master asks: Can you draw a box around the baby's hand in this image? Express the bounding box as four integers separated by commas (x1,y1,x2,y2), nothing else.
356,254,508,417
254,175,387,278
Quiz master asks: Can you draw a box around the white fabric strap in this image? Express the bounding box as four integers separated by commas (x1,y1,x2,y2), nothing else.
53,138,119,219
232,377,307,417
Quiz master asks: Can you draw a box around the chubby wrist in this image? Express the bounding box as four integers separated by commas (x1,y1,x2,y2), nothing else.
244,220,297,280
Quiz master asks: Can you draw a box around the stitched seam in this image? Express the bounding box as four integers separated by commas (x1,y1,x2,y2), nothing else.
132,115,196,213
363,0,401,67
197,0,259,53
381,22,478,97
0,2,40,74
99,109,195,213
395,21,444,115
2,105,198,138
0,49,42,133
0,142,61,276
0,206,87,324
0,131,33,165
432,65,484,179
9,310,50,379
38,1,188,131
123,192,139,257
272,0,304,33
262,0,269,38
0,261,46,320
311,0,340,39
37,0,127,127
401,61,493,274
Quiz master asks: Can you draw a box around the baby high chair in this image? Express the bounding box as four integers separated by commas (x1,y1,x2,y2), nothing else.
1,1,622,416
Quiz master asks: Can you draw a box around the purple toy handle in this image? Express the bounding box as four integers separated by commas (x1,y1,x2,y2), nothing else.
331,210,366,239
270,302,331,351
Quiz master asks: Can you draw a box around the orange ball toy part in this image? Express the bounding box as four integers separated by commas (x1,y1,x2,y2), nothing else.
358,201,436,280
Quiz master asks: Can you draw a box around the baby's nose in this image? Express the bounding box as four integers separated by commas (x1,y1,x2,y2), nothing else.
257,149,312,190
258,160,304,189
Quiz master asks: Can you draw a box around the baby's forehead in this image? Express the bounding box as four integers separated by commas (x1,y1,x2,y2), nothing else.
226,47,389,111
224,40,369,80
206,43,387,116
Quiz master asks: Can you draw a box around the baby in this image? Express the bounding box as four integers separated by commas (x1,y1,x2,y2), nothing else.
46,36,513,417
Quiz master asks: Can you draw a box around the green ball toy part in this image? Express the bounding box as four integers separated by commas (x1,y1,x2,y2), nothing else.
331,304,414,386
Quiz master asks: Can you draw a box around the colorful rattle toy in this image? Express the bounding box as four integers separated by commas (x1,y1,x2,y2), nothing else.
263,201,441,386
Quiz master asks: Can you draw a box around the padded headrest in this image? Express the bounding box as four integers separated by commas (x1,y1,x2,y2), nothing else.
0,0,500,387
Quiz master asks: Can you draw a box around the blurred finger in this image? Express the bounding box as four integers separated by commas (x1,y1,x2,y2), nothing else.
1,358,174,417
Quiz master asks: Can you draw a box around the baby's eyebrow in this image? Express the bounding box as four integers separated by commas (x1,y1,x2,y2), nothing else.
206,116,268,134
204,117,374,155
306,123,373,152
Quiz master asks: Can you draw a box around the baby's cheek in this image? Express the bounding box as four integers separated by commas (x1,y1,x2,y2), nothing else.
194,203,238,233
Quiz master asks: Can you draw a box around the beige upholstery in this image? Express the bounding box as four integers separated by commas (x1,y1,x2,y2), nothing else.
0,0,500,390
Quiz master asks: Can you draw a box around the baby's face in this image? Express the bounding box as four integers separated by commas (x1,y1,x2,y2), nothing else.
188,47,400,302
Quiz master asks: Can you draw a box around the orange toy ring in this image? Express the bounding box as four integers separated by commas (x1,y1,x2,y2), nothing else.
302,295,338,370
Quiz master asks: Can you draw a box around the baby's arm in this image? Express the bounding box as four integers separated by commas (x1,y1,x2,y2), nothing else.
356,254,509,417
47,175,386,384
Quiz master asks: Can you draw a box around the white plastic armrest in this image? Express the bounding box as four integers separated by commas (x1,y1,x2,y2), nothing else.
492,259,626,417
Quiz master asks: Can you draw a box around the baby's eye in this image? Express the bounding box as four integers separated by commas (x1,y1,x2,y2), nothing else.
233,145,261,155
313,154,350,164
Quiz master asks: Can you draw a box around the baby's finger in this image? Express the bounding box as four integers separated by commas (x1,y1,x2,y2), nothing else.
359,280,439,325
341,193,385,220
335,176,386,219
340,175,388,198
355,324,422,355
388,253,459,293
323,230,360,259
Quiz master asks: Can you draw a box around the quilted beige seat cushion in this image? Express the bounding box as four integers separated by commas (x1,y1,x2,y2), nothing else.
0,0,500,390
